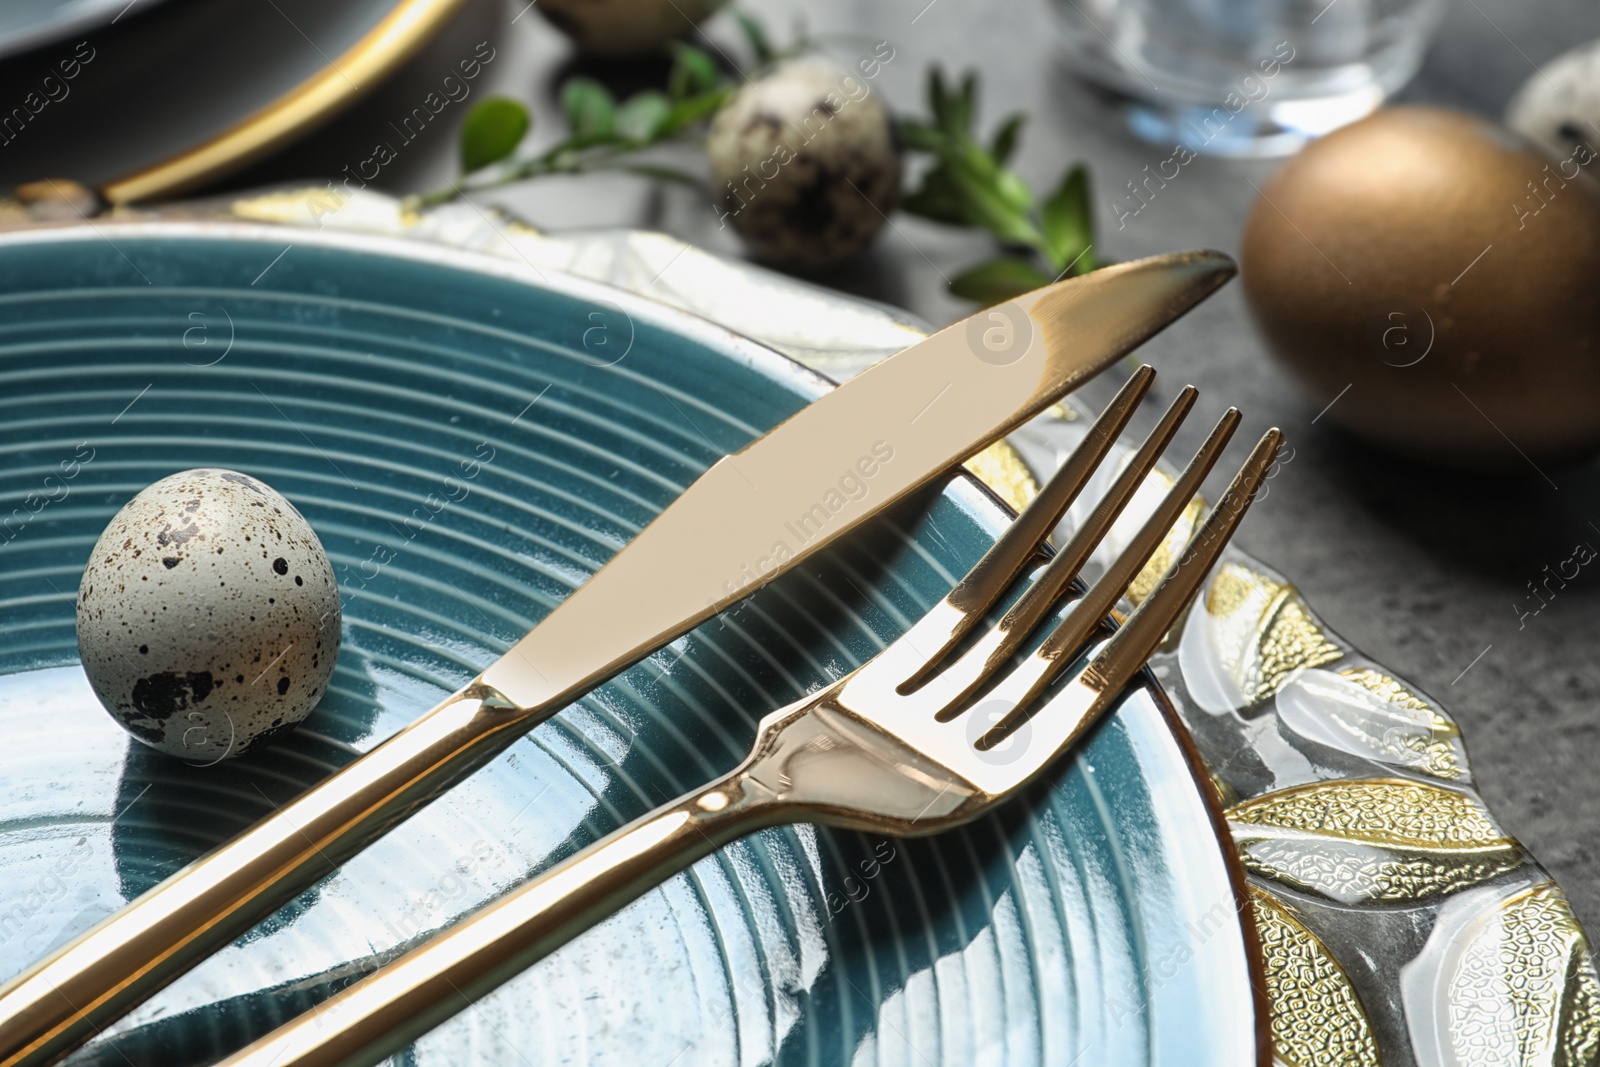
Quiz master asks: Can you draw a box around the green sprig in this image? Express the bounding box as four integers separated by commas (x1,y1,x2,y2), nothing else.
459,98,529,174
901,67,1098,303
408,12,825,212
413,22,1103,307
407,42,737,211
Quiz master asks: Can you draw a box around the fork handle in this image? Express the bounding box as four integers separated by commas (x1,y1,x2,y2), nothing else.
217,768,771,1067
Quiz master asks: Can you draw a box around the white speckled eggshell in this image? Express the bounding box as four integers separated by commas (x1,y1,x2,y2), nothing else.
1506,37,1600,156
707,56,900,267
76,468,340,760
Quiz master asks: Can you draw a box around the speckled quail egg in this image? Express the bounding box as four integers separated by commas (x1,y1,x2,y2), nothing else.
76,468,340,761
536,0,726,56
708,55,900,268
1507,37,1600,157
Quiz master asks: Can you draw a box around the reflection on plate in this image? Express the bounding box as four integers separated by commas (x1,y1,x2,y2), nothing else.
0,0,463,202
0,224,1260,1065
0,0,171,63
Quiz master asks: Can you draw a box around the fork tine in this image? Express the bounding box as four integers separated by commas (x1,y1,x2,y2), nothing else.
934,382,1203,694
913,383,1198,710
896,364,1155,691
967,428,1280,767
958,407,1242,734
1029,407,1241,674
1082,428,1283,695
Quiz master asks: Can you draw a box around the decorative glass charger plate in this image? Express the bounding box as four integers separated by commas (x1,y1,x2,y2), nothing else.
196,189,1600,1067
0,224,1263,1065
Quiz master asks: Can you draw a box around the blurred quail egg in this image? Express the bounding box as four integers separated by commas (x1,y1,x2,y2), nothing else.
536,0,726,56
76,468,340,761
1507,38,1600,157
708,55,900,268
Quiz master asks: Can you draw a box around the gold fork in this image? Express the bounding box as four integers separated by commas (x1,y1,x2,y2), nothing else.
219,366,1280,1067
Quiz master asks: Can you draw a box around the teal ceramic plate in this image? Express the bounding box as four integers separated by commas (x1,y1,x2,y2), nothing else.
0,225,1262,1066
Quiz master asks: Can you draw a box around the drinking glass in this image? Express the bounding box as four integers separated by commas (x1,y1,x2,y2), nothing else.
1052,0,1446,156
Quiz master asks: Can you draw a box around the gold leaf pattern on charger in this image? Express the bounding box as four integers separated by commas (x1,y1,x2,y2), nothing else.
1236,837,1523,905
1255,600,1343,701
1229,778,1500,846
962,440,1037,515
1275,666,1467,780
1250,886,1381,1067
1339,667,1463,779
1338,668,1433,714
1183,561,1344,710
1406,883,1600,1067
1204,558,1269,618
1472,885,1600,1067
1228,779,1522,903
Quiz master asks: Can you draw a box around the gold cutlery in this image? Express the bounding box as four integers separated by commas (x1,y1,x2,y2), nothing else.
219,368,1281,1067
0,251,1235,1067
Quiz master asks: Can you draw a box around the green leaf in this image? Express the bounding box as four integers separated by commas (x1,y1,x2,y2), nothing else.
928,67,951,130
901,167,968,225
929,67,978,137
993,169,1033,214
615,90,671,143
949,257,1053,304
953,71,977,136
897,119,944,153
562,77,615,141
954,182,1042,245
1041,164,1096,273
948,140,1028,211
942,147,1040,245
990,113,1025,165
669,42,721,99
661,87,733,133
459,97,531,173
734,11,775,65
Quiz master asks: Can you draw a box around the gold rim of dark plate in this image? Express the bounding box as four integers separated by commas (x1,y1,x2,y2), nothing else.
100,0,467,205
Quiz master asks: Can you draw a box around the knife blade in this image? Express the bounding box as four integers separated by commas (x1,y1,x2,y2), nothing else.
0,249,1235,1067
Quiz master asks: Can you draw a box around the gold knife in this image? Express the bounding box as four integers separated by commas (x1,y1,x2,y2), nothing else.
0,249,1234,1067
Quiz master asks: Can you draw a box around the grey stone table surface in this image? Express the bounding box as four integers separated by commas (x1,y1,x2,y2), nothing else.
217,0,1600,932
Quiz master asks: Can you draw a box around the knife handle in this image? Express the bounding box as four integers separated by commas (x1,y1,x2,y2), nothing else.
0,681,530,1067
214,768,766,1067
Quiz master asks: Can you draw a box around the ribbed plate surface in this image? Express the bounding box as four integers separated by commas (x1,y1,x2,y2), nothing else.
0,226,1258,1066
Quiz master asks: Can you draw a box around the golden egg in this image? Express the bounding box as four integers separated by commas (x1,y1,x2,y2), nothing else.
1241,106,1600,468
